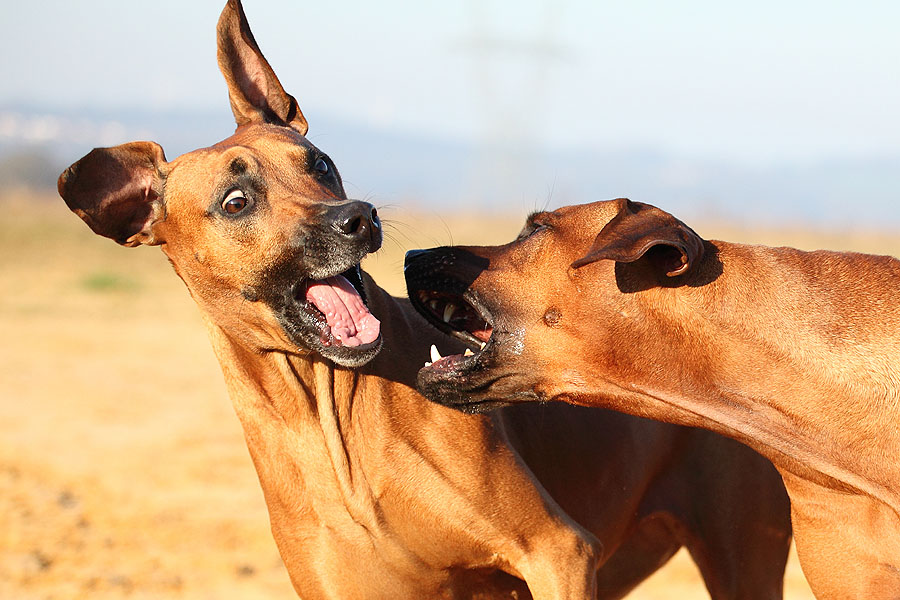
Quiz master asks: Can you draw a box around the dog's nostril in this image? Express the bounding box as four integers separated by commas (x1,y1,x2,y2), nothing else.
335,203,377,238
337,214,364,237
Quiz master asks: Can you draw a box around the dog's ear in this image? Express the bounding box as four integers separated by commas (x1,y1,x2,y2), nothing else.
216,0,309,135
571,198,704,277
58,141,168,247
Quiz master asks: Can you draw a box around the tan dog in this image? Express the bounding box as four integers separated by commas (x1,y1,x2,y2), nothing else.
405,197,900,598
58,3,791,598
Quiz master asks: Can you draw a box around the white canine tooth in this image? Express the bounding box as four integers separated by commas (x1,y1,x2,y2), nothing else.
424,362,432,368
464,348,474,357
443,303,457,323
479,341,487,351
430,344,442,363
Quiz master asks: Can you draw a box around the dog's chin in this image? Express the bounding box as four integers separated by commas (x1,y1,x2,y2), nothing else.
317,338,383,368
272,264,384,367
417,385,511,414
416,359,543,414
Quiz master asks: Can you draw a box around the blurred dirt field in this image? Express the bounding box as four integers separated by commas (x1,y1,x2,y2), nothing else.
8,188,895,599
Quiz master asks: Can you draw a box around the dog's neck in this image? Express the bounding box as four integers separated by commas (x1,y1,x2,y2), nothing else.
193,271,455,543
589,241,900,510
203,318,378,522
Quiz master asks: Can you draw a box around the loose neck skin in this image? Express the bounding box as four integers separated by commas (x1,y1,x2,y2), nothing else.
205,314,382,529
568,241,900,510
190,272,459,540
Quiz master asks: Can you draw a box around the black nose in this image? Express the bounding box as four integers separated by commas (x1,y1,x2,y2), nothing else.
333,201,381,243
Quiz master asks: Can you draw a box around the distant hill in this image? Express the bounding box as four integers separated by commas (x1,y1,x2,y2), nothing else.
2,104,898,228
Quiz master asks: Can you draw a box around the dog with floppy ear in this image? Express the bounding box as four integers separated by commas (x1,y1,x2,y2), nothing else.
62,0,800,595
55,1,788,597
405,196,900,599
58,2,795,598
60,2,605,597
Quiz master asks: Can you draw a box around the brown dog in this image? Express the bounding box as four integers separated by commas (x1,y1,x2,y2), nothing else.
405,197,900,598
58,3,791,598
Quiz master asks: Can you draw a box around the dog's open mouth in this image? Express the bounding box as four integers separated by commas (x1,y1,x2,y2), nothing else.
411,289,494,372
292,265,381,349
405,248,526,411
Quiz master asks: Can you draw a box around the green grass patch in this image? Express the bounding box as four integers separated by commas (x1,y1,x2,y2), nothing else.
80,272,140,293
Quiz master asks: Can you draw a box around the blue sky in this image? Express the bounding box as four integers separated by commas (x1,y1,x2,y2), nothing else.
5,0,899,167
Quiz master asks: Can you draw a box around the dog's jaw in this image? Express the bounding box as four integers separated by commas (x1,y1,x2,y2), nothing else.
404,248,544,411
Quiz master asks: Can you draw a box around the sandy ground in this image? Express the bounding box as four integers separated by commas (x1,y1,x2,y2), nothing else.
6,189,890,598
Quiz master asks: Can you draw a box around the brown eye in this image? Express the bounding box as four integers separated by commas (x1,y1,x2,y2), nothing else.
222,189,247,214
314,157,329,175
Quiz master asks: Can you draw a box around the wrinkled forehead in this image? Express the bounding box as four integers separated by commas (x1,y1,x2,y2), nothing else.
167,124,316,192
215,122,314,153
214,123,316,172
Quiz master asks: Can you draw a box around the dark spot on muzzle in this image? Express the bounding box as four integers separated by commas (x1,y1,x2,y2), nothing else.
543,308,561,327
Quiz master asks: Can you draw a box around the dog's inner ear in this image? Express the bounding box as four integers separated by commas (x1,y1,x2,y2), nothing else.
641,244,694,276
216,0,309,135
57,141,168,247
571,198,705,278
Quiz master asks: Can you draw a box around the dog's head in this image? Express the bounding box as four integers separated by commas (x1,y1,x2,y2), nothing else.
404,198,707,412
57,0,383,367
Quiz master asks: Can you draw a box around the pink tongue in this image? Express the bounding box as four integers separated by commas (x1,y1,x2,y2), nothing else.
305,275,381,347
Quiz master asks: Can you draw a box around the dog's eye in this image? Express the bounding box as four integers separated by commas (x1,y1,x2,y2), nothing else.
516,220,548,241
222,189,248,214
314,158,329,175
516,211,551,241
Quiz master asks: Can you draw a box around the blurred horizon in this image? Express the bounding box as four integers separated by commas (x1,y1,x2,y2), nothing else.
2,0,898,228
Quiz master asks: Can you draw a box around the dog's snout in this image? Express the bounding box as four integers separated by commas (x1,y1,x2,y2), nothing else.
334,202,381,242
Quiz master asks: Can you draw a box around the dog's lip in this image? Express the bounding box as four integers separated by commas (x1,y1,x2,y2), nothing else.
412,288,494,372
431,395,509,415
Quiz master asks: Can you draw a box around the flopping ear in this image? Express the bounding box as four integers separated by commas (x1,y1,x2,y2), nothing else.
571,198,704,277
217,0,309,134
57,141,168,247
